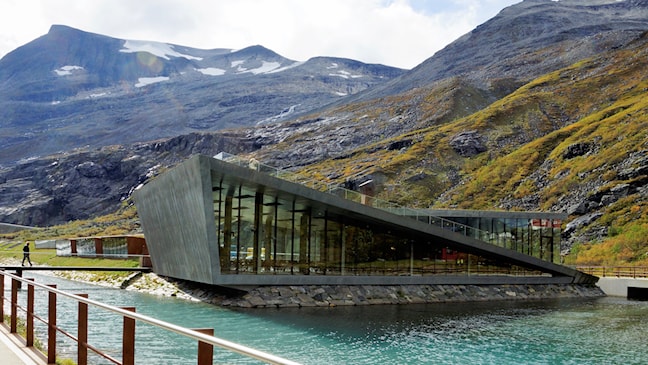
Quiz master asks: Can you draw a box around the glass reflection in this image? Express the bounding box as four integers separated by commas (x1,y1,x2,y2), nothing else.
214,182,548,278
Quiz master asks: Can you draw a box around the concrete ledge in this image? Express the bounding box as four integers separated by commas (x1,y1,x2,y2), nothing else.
597,277,648,297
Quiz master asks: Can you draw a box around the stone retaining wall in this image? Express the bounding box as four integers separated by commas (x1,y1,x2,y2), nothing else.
219,284,605,308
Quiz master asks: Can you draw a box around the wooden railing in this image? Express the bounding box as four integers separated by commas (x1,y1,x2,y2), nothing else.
577,266,648,279
0,270,301,365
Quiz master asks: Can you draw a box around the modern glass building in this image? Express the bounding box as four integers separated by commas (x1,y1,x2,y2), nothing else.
133,154,595,288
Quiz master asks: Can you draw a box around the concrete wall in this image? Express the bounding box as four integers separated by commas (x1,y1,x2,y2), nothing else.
134,155,219,283
35,239,58,249
597,277,648,297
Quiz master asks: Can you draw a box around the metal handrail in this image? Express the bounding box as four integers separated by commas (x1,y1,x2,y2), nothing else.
577,266,648,279
1,270,301,365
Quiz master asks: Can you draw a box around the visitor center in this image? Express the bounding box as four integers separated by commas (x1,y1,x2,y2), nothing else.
133,154,595,289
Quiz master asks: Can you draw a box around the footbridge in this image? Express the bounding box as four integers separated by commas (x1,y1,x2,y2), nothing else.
0,266,151,272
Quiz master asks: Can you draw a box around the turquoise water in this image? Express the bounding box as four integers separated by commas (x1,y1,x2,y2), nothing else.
8,274,648,364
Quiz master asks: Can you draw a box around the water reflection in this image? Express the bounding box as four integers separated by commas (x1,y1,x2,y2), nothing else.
6,273,648,364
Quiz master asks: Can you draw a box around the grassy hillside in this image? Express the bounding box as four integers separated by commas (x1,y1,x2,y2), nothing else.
289,33,648,266
0,202,139,244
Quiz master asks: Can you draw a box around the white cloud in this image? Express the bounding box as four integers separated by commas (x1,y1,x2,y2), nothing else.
0,0,520,69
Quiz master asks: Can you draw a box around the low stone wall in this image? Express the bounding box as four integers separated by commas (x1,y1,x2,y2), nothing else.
219,284,605,308
48,271,606,309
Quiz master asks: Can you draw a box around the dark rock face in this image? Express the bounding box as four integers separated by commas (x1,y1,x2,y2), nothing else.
563,142,595,159
0,133,256,226
449,131,487,157
387,140,412,151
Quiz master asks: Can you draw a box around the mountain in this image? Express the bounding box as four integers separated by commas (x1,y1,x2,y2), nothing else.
1,0,648,265
244,0,648,168
0,25,404,165
344,0,648,103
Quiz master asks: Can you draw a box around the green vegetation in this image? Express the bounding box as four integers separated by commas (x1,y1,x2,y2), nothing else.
0,244,140,283
1,202,138,244
0,201,141,279
567,223,648,266
286,35,648,267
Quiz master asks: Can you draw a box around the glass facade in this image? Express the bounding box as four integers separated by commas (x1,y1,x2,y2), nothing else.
436,216,562,264
56,237,132,258
212,180,548,277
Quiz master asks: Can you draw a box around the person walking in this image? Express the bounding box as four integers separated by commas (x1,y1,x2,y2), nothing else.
22,241,32,266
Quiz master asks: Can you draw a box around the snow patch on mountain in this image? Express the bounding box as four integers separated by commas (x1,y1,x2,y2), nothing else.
329,70,363,79
247,61,282,74
256,104,301,125
268,61,304,73
120,40,202,61
195,67,226,76
135,76,169,87
231,60,245,68
54,65,84,76
233,61,278,74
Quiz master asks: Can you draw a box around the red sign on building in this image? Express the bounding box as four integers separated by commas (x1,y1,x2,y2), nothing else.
531,219,562,229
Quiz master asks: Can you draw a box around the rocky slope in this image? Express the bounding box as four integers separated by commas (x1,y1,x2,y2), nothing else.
0,25,404,165
1,0,647,258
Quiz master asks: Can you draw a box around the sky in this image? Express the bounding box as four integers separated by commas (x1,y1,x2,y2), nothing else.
0,0,521,70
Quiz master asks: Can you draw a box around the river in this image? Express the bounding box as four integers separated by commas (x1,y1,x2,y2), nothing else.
5,273,648,364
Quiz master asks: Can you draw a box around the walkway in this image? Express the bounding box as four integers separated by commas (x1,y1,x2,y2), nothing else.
0,325,44,365
0,266,151,272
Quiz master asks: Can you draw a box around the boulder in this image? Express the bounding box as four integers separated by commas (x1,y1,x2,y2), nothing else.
563,142,594,159
563,212,603,237
449,130,487,157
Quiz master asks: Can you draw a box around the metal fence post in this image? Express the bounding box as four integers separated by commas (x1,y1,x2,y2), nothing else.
122,307,136,365
10,277,18,333
48,284,57,364
0,271,4,322
195,328,214,365
77,293,88,365
27,278,35,347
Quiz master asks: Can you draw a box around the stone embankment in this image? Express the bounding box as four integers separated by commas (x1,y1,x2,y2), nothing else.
218,283,605,308
1,258,604,308
120,272,605,308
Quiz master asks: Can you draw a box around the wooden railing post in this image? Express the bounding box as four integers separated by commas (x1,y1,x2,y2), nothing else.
0,271,4,322
77,294,89,365
122,307,136,365
26,278,35,347
48,284,57,364
10,277,18,333
195,328,214,365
